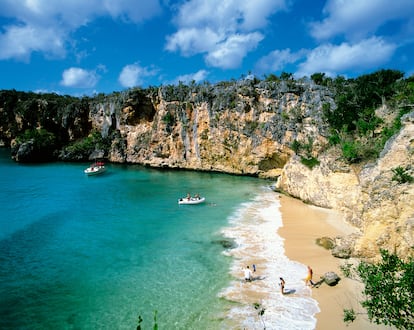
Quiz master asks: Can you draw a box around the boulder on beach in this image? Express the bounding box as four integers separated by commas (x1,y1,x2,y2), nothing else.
323,271,341,286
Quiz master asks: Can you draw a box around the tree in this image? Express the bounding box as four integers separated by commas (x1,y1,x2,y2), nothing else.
344,250,414,329
311,72,326,85
264,73,279,82
280,71,293,80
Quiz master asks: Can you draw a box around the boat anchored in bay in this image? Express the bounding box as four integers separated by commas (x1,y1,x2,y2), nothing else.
84,161,106,176
178,193,205,205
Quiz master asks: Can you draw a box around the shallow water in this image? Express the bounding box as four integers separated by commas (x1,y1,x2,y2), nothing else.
221,192,319,329
0,149,318,329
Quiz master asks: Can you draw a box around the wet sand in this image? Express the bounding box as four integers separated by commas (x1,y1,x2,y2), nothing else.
278,194,389,330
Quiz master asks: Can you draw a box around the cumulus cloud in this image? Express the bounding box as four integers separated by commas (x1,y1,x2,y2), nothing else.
173,0,286,31
255,49,305,74
0,24,65,61
310,0,414,41
205,33,264,69
0,0,162,61
166,0,287,69
296,37,397,77
60,67,99,88
165,28,222,56
118,63,158,88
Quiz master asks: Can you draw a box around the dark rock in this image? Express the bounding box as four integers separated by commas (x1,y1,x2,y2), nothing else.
11,140,35,162
323,271,341,286
213,239,236,249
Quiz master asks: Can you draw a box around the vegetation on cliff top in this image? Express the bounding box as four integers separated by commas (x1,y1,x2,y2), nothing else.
0,69,413,164
321,69,413,163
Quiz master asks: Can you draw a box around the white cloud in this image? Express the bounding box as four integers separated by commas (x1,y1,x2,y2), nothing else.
174,70,209,84
165,28,222,56
173,0,286,31
237,0,287,30
118,63,158,88
60,67,99,88
102,0,162,23
0,24,65,61
310,0,414,41
296,37,397,77
166,0,287,69
0,0,162,61
255,49,304,74
205,33,264,69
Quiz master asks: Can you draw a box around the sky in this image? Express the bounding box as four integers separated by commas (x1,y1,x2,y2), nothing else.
0,0,414,96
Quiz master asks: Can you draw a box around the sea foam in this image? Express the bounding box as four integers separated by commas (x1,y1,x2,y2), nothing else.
220,187,319,329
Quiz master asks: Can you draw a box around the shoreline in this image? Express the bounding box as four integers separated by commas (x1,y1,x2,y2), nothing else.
278,194,389,330
221,190,319,329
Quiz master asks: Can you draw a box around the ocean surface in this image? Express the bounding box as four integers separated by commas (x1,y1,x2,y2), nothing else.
0,148,318,329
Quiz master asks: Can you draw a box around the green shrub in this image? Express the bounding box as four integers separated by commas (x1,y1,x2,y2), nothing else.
341,140,361,163
162,112,174,125
300,156,320,169
18,128,57,149
392,166,413,184
343,309,356,324
291,139,301,154
328,132,340,146
65,130,106,155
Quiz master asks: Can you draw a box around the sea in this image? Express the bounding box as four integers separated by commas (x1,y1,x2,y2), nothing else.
0,148,318,330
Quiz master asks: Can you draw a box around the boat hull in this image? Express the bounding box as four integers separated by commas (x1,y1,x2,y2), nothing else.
178,197,205,205
84,166,106,176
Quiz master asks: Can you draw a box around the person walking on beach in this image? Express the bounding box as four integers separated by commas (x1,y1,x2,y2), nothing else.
279,277,286,294
244,265,252,282
305,265,314,287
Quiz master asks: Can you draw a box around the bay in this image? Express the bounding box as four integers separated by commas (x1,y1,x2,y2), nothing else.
0,149,269,329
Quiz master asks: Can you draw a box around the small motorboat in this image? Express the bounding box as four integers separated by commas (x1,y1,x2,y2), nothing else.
84,161,106,176
178,196,206,205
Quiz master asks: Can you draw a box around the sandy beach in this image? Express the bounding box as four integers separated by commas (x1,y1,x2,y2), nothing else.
278,194,390,330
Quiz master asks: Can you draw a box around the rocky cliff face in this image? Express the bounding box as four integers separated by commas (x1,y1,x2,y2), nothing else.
275,112,414,261
90,81,333,176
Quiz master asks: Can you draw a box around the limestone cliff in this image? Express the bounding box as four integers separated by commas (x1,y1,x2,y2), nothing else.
275,112,414,261
89,81,332,176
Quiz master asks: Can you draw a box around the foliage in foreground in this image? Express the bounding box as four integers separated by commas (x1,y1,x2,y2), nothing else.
343,250,414,329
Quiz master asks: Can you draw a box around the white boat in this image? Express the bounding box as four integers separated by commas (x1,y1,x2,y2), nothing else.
178,196,205,205
84,162,106,176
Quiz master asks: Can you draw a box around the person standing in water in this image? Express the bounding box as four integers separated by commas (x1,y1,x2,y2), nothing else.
279,277,286,294
244,265,252,282
305,265,314,286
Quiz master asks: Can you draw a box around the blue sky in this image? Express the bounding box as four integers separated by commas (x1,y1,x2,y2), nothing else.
0,0,413,96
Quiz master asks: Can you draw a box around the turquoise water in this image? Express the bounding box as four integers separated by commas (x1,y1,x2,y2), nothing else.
0,149,269,329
